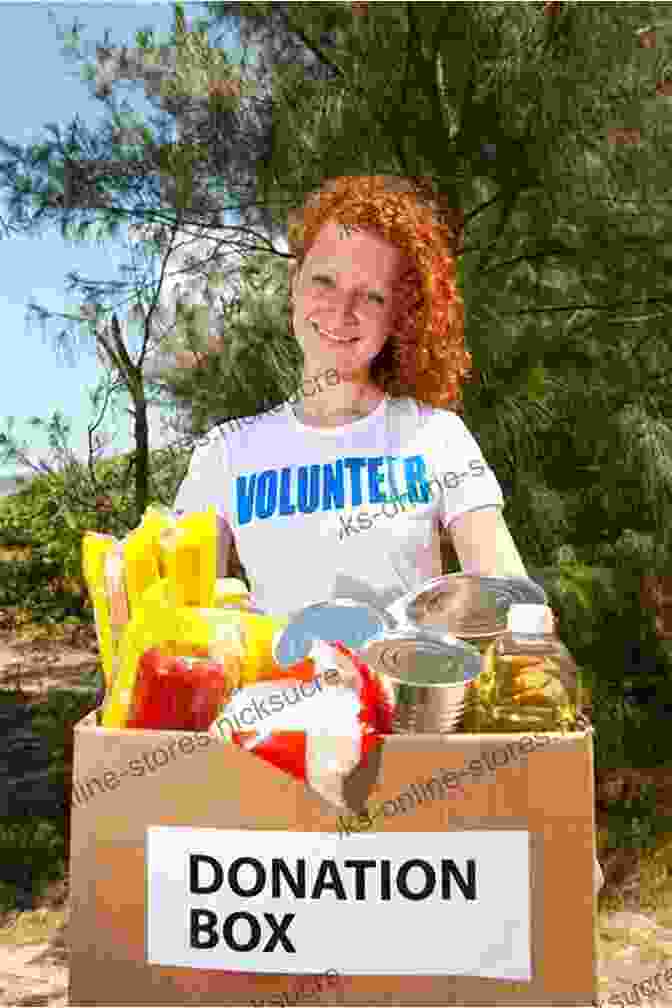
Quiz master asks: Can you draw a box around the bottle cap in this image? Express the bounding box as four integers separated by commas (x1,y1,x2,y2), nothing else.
507,604,554,634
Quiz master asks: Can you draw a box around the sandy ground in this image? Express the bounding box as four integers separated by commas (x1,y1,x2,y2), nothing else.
2,904,672,1007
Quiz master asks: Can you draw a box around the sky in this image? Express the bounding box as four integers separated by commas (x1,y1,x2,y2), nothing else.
0,2,253,480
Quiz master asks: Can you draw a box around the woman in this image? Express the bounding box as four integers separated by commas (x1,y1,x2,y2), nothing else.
174,174,604,894
174,175,527,619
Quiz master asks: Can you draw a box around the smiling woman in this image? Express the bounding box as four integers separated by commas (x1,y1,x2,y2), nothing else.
285,176,469,423
173,174,526,620
287,217,411,427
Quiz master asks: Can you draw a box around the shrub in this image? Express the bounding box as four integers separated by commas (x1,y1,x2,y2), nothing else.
0,447,190,625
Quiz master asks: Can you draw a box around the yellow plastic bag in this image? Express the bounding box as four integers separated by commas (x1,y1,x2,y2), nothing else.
158,510,217,608
100,591,289,729
82,506,218,696
81,532,120,691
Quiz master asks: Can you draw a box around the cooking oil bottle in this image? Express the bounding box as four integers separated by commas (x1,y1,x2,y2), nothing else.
486,604,581,732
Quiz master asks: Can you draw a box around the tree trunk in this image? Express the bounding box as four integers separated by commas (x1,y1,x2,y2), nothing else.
133,386,150,525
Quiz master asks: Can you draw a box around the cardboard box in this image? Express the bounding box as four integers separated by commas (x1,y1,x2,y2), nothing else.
68,714,598,1006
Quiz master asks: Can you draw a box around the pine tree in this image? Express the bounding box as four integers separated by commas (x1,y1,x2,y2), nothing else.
3,2,672,699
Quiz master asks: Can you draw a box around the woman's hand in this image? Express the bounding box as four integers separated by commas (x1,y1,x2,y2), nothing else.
449,508,528,579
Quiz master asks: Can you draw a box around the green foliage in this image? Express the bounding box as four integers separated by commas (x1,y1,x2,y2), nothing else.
2,2,672,712
602,782,672,853
0,446,189,625
591,687,672,770
0,820,66,911
161,247,304,437
0,689,98,911
530,562,672,696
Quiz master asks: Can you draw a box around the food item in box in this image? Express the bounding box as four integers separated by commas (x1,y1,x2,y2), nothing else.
101,592,287,729
81,532,119,690
159,509,217,608
103,604,242,729
209,639,394,809
495,655,570,707
272,599,396,670
464,604,580,733
393,574,547,648
463,651,578,733
83,505,217,695
214,578,257,609
461,641,496,733
468,704,567,733
122,510,163,614
103,540,130,694
127,648,232,731
210,608,289,687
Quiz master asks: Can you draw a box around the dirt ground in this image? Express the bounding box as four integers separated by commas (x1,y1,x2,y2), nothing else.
0,609,98,1007
0,615,100,698
0,612,671,1006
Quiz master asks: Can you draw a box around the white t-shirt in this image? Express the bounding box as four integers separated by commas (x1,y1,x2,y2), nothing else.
173,395,504,620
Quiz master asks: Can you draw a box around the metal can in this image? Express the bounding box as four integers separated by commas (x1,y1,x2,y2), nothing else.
359,628,482,734
272,599,397,669
391,574,548,653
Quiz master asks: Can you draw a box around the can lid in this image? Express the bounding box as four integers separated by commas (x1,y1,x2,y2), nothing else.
400,574,547,639
361,630,481,685
273,599,394,668
507,604,554,634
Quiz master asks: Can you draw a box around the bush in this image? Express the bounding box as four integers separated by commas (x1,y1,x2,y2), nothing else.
530,563,670,694
0,820,66,912
0,688,99,911
0,446,190,625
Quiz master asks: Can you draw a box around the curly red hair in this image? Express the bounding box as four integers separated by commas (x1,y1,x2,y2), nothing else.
287,175,470,411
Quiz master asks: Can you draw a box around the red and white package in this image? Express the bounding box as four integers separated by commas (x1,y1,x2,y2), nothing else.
209,640,394,810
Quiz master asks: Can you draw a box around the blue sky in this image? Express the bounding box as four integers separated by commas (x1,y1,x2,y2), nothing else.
0,3,247,478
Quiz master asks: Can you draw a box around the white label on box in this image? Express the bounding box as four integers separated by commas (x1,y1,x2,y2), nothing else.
146,828,531,979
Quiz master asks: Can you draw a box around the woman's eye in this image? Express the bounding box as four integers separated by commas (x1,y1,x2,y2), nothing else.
312,276,384,305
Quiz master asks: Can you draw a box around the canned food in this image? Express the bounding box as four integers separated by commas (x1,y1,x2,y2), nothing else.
392,574,547,651
359,628,481,735
273,599,396,669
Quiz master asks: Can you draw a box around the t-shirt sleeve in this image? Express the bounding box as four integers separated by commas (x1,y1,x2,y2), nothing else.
173,428,231,524
420,407,505,527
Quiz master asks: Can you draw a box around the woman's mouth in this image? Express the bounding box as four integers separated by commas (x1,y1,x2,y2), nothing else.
311,323,360,345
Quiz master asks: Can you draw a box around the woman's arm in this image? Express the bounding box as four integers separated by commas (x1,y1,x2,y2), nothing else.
448,506,527,578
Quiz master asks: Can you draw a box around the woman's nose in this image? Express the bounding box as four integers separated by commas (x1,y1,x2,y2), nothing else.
322,289,361,324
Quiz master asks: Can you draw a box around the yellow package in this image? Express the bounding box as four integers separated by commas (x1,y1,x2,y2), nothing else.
101,584,289,729
214,578,253,607
82,504,217,679
159,508,217,608
82,509,170,692
199,607,289,687
81,532,119,690
101,584,209,729
100,576,287,729
103,541,130,694
88,503,242,727
122,508,166,614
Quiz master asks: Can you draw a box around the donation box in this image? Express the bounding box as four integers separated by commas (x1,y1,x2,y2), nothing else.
67,713,598,1006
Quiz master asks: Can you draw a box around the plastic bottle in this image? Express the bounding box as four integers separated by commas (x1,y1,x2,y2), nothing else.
489,604,581,732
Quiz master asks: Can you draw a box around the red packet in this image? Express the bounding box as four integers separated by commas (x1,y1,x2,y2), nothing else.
209,641,394,803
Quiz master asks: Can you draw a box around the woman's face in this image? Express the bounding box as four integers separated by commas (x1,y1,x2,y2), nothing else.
290,218,411,382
